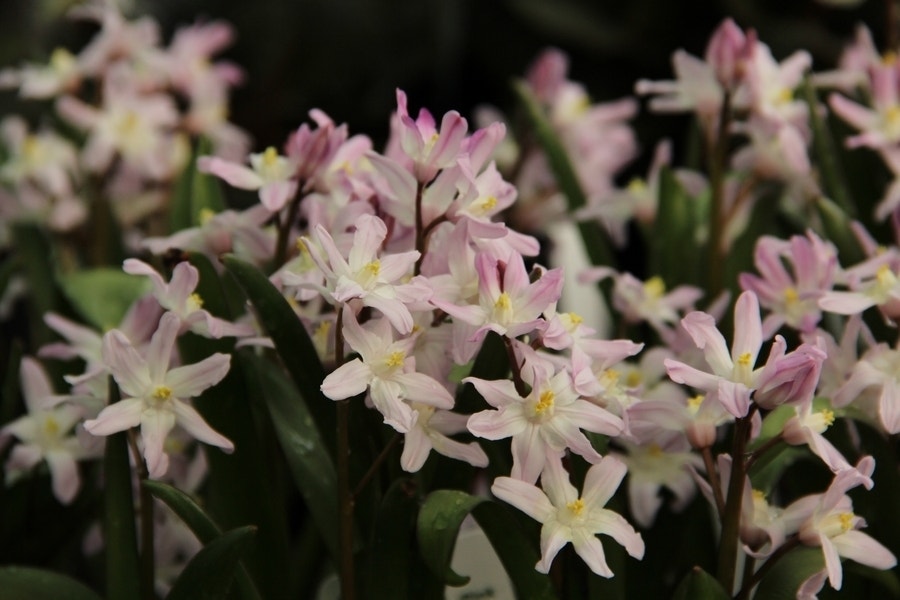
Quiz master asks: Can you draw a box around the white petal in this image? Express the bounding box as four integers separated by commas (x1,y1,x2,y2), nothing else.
84,398,143,436
172,399,234,452
166,353,231,399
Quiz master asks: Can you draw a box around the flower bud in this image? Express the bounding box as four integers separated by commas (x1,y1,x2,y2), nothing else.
754,342,825,410
704,19,751,90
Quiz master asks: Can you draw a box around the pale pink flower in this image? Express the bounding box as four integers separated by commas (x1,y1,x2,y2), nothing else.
0,116,79,197
301,214,430,334
491,454,645,576
431,251,563,344
780,458,895,591
743,42,811,126
832,341,900,433
84,312,233,478
123,259,252,338
818,250,900,318
391,89,468,183
198,147,298,212
320,310,454,433
0,47,81,98
400,403,488,472
740,232,838,336
829,61,900,149
466,357,623,483
1,357,90,503
782,403,863,480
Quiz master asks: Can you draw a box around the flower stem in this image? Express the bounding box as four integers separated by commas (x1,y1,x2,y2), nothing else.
352,433,401,498
274,185,305,268
333,307,356,599
702,446,726,517
735,536,801,599
707,91,732,298
127,431,155,600
717,409,754,593
414,181,426,275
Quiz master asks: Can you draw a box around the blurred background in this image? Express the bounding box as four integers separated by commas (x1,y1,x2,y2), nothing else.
0,0,889,158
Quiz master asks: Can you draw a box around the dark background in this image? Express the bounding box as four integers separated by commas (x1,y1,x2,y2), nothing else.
0,0,888,158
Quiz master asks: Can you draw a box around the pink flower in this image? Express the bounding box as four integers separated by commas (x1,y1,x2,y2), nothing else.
320,310,454,433
466,360,623,483
84,312,233,478
491,454,644,576
198,147,298,212
400,403,488,472
392,89,468,183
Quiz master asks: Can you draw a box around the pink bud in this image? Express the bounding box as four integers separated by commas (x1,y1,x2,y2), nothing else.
704,19,750,90
754,342,825,410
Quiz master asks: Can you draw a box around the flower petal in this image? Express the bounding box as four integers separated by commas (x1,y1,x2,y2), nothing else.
171,399,234,452
166,353,231,399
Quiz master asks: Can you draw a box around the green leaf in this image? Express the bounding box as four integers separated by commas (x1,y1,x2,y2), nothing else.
171,137,226,231
801,78,855,218
12,223,61,347
0,566,102,600
753,547,824,600
221,255,335,450
242,352,340,563
365,478,419,599
166,526,257,600
143,481,261,600
102,377,142,600
512,80,613,267
58,268,149,331
652,167,707,288
176,255,290,600
417,490,556,599
671,566,730,600
814,196,865,268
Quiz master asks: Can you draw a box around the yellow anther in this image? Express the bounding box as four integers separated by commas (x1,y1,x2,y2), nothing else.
153,386,173,400
385,351,405,368
117,111,139,134
820,409,835,427
262,146,279,167
643,276,666,300
839,512,854,532
625,370,642,388
737,352,752,367
495,292,512,310
752,489,766,502
884,51,898,66
627,177,647,194
364,260,381,277
877,263,896,286
647,444,663,457
688,395,705,410
534,390,555,414
567,498,585,516
566,313,583,326
50,47,75,72
477,196,498,214
44,417,60,437
189,293,204,310
600,369,620,387
199,208,216,225
784,286,799,305
314,319,332,339
776,87,794,105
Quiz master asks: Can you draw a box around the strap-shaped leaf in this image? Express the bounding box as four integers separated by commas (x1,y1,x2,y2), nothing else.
672,566,729,600
752,547,824,600
166,526,257,600
143,481,261,600
513,80,613,268
0,566,102,600
12,224,62,346
814,196,865,268
652,168,707,288
365,478,419,599
221,254,336,451
58,268,149,331
242,351,340,563
170,137,226,231
103,377,142,600
417,489,556,599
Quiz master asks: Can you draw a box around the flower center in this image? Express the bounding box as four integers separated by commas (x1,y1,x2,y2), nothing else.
43,416,60,437
475,196,497,215
784,286,799,306
566,498,585,516
534,390,555,415
643,276,666,300
153,386,173,401
385,351,405,368
627,177,647,195
737,352,752,367
839,512,854,533
188,293,204,312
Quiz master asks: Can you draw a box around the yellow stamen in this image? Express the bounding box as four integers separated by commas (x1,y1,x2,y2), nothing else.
625,370,642,388
50,47,75,72
820,409,835,428
495,292,512,310
44,417,60,437
477,196,498,214
189,293,204,310
839,512,854,532
385,351,405,368
566,313,583,326
627,177,647,195
775,88,793,105
643,276,666,300
884,51,898,66
364,259,381,277
688,395,704,410
752,489,766,502
600,369,620,387
534,390,554,414
737,352,752,367
153,386,173,400
117,111,139,135
784,286,799,305
647,443,663,458
262,146,279,168
877,263,896,286
567,498,585,516
199,208,216,225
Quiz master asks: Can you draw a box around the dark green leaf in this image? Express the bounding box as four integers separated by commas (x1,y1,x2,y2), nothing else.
417,489,556,599
365,478,419,599
242,351,340,563
12,224,61,347
671,566,730,600
0,566,102,600
143,481,261,600
166,526,257,600
103,377,142,600
221,255,335,451
512,80,613,267
814,196,865,268
652,167,707,288
753,547,824,600
171,137,226,231
58,268,149,331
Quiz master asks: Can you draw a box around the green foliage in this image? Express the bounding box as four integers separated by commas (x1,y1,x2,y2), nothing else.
58,268,148,330
165,526,257,600
671,566,730,600
651,167,707,288
170,137,226,232
0,566,102,600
